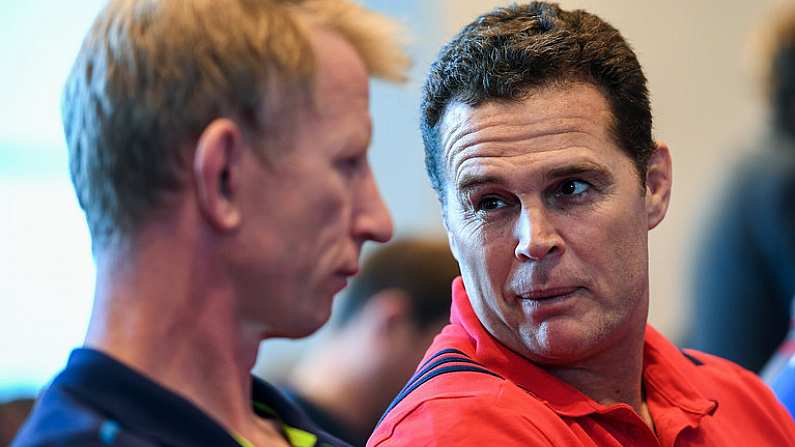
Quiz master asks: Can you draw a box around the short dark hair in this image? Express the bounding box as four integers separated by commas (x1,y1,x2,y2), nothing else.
420,1,654,202
335,239,459,330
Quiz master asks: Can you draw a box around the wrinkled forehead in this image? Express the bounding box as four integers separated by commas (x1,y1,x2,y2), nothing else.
437,83,618,177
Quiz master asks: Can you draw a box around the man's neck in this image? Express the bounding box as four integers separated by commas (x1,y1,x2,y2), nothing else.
84,229,266,441
543,323,653,429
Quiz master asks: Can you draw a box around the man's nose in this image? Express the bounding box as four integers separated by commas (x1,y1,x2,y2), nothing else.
514,206,564,261
352,167,393,244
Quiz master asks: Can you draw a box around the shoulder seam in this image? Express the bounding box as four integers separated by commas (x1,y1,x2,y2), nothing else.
680,349,705,366
376,348,502,428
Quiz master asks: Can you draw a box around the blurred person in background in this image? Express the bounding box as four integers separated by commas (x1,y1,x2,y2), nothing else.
279,239,458,446
688,3,795,373
13,0,409,446
369,2,795,445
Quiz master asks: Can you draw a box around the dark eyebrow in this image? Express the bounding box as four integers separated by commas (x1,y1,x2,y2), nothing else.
456,173,503,192
455,161,614,192
544,162,613,183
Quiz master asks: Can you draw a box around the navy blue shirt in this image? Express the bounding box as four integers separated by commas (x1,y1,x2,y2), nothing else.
12,349,350,447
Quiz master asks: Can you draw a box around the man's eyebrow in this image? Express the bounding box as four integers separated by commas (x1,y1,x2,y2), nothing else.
456,173,503,191
455,161,614,191
544,162,613,182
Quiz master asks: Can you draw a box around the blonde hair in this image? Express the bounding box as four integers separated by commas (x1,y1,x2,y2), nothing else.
294,0,410,82
64,0,410,248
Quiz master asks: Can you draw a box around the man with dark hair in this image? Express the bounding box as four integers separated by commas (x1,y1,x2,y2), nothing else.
369,2,795,446
280,239,459,446
13,0,409,446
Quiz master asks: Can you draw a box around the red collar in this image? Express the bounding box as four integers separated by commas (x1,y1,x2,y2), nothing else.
449,276,717,419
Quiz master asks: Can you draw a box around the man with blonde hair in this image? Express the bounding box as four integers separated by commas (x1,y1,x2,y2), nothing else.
13,0,408,446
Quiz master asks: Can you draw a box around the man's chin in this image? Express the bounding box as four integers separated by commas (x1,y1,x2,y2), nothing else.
259,325,319,340
250,312,331,340
284,310,333,339
521,322,606,364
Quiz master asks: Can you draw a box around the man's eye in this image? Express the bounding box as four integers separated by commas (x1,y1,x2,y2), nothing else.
558,180,590,196
477,196,507,211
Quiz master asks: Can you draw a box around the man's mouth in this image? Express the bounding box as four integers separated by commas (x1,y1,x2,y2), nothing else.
518,287,579,301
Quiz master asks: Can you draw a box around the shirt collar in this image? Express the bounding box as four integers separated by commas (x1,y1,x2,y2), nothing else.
642,326,718,418
56,348,343,447
449,276,717,419
56,348,241,446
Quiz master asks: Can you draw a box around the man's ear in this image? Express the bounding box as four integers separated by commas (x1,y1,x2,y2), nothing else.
193,118,244,232
644,142,672,230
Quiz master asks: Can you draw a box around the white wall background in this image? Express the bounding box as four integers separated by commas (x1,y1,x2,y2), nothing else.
0,0,106,400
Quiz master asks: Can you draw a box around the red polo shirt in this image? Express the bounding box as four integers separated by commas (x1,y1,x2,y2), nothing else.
368,277,795,446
